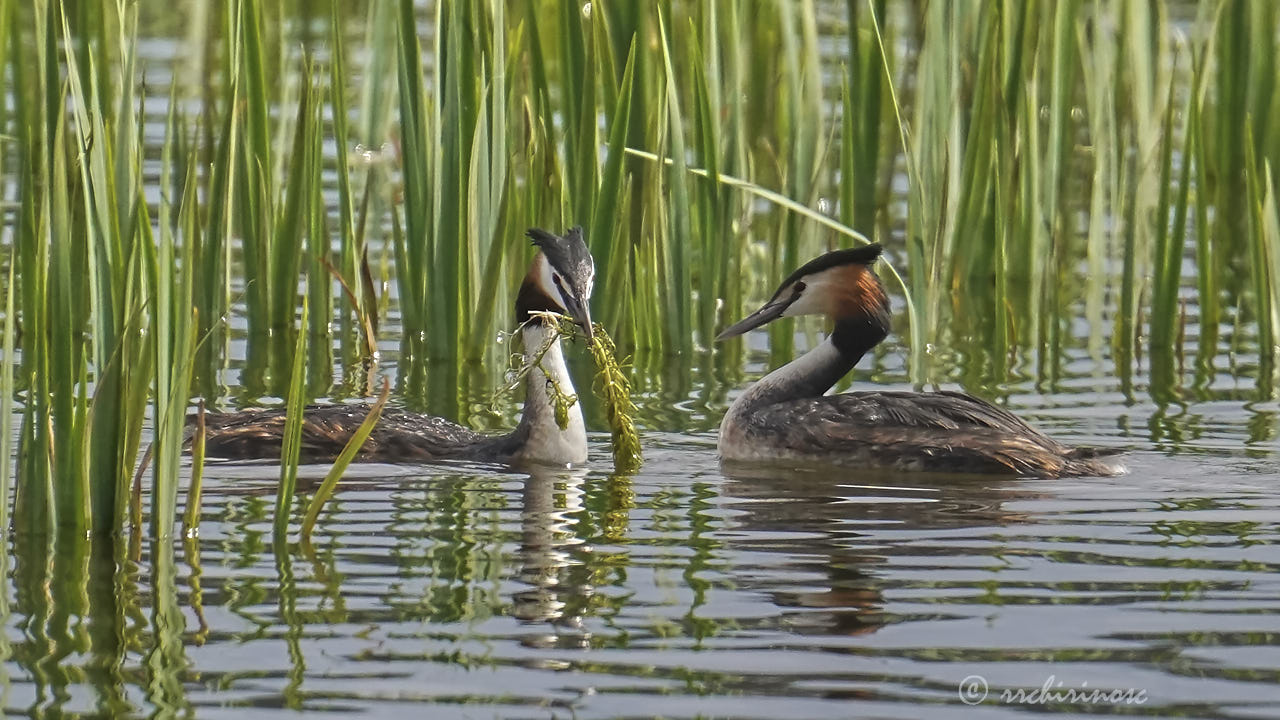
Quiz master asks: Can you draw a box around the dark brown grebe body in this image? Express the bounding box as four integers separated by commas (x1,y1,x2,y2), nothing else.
717,245,1123,478
198,227,596,467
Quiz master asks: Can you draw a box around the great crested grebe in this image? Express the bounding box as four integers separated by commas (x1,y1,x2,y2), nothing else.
201,227,595,466
716,244,1122,477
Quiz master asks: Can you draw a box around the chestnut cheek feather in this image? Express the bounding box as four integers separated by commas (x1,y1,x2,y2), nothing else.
828,265,888,319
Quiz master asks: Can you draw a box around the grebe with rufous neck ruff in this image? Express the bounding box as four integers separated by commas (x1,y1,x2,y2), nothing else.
716,244,1123,477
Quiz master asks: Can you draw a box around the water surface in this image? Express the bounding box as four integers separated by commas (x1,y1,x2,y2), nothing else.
5,364,1280,718
4,2,1280,718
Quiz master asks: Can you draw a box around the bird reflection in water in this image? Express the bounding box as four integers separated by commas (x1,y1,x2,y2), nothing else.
512,467,594,650
719,462,1043,638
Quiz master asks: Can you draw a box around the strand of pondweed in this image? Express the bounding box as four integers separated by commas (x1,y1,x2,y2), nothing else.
491,313,580,429
587,324,642,472
492,312,640,469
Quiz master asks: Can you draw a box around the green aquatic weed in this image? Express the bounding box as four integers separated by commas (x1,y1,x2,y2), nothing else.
493,313,581,432
586,324,643,472
493,312,642,470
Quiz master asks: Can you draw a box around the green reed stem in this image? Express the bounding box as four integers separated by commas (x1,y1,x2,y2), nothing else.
300,379,391,546
1,246,15,533
183,402,206,536
589,40,637,338
275,295,309,542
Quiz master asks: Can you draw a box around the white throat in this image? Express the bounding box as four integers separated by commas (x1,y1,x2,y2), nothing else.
516,323,588,466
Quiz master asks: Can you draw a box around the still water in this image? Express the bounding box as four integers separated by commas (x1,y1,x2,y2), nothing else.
4,335,1280,718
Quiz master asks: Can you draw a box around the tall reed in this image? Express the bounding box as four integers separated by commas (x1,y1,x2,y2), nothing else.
3,0,1280,547
4,0,354,539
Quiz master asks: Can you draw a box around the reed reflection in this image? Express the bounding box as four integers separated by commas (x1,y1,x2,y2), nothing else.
8,532,137,718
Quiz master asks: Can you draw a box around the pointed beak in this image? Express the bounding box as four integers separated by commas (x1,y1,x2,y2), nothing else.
562,294,594,343
716,295,793,341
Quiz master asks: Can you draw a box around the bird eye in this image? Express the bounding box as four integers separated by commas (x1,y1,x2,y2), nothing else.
795,281,807,292
551,274,575,304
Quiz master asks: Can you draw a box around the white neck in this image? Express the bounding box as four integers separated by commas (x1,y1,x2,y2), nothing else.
514,323,588,466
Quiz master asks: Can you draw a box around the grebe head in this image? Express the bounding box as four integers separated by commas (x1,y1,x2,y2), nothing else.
519,226,596,341
717,244,890,341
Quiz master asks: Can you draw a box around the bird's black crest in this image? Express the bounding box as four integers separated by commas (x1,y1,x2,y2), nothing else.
526,226,593,279
771,244,883,299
